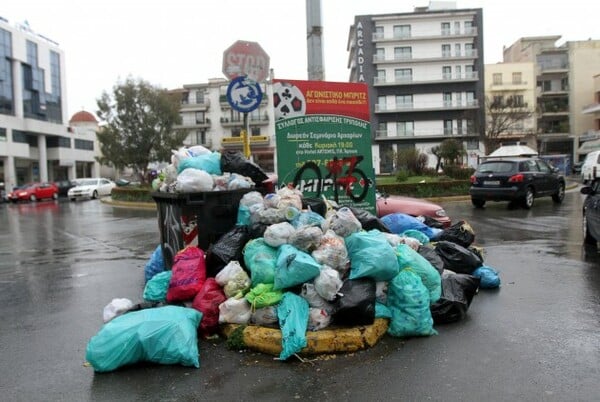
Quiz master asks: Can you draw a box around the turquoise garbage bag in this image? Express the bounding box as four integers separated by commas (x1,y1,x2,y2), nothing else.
85,305,202,372
387,269,437,338
243,238,278,285
274,244,321,290
396,243,441,303
277,292,309,360
345,230,399,281
472,265,501,289
143,270,172,302
176,151,222,175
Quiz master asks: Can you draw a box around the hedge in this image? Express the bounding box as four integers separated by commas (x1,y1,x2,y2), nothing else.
377,180,471,198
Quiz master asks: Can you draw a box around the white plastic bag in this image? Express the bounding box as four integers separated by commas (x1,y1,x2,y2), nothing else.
215,261,245,286
264,222,296,247
314,266,343,301
102,298,134,323
175,168,214,192
218,297,251,324
322,207,362,238
308,308,331,331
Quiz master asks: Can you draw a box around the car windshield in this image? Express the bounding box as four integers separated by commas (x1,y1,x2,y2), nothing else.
477,162,514,173
77,179,99,186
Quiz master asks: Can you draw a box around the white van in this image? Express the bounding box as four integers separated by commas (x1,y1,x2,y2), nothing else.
581,150,600,184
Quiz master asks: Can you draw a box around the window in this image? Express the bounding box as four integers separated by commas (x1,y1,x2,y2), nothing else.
444,120,453,135
394,68,412,82
465,21,474,34
393,25,410,38
456,92,463,106
465,43,474,56
536,160,551,173
455,65,462,79
441,22,451,35
512,72,522,84
375,69,386,84
492,96,504,107
454,22,461,34
398,121,414,136
466,139,479,150
195,91,205,104
442,66,452,80
375,48,385,61
443,92,452,107
374,26,384,39
522,160,540,172
513,95,525,107
394,47,411,60
455,43,461,57
442,44,451,58
493,73,502,85
0,127,6,141
466,91,476,106
465,64,475,78
251,127,261,136
195,111,205,124
457,120,464,135
377,96,386,111
396,95,413,109
74,139,93,150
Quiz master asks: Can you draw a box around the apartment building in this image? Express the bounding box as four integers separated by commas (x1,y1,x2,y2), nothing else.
346,2,485,173
173,78,276,172
484,62,537,148
0,17,99,192
503,36,600,162
580,74,600,155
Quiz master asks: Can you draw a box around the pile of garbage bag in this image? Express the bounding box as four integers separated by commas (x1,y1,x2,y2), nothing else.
86,183,501,372
151,146,269,193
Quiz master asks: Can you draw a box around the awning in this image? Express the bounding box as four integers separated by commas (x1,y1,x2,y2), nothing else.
577,139,600,154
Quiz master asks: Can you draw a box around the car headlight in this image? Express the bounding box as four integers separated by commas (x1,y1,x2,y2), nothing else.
435,209,447,217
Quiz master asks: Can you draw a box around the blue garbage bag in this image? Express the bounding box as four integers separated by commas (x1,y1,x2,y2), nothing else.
144,245,166,282
471,265,501,289
277,292,309,360
381,213,441,240
85,306,202,372
143,270,172,302
177,151,222,175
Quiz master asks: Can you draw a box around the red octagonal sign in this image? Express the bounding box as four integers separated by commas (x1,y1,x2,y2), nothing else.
222,40,270,83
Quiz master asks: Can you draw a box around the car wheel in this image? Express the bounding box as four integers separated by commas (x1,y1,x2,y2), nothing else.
92,190,98,199
583,213,597,246
70,198,76,202
30,195,37,202
471,198,485,208
522,187,534,209
552,182,565,203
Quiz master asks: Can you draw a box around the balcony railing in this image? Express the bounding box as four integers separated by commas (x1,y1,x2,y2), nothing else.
373,50,477,63
375,99,479,113
375,129,474,139
371,27,477,41
374,71,479,85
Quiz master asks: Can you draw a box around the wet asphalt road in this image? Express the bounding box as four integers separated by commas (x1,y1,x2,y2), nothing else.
0,189,599,402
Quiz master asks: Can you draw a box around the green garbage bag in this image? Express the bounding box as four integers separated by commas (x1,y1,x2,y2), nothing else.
85,306,202,372
396,243,441,304
245,283,284,310
243,238,278,285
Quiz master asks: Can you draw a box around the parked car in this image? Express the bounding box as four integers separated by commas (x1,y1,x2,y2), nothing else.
68,178,116,201
54,180,77,197
572,161,584,175
581,150,600,184
7,182,59,202
469,156,566,209
581,182,600,246
376,191,451,228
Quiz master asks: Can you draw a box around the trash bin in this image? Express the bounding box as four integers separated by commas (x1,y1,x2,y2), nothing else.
152,188,256,269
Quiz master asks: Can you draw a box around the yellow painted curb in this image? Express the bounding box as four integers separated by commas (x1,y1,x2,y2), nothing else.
221,318,389,356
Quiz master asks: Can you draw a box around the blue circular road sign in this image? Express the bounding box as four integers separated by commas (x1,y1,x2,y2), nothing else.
226,76,263,113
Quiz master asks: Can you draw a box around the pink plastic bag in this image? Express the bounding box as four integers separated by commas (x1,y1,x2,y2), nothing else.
166,246,206,302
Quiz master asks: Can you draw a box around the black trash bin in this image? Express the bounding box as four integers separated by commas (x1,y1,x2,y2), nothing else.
152,188,256,269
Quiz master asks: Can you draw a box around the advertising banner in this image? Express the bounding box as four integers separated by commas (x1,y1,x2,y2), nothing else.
273,79,375,213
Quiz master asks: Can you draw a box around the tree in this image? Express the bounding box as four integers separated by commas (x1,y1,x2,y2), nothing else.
438,139,466,167
484,94,535,154
395,147,428,174
431,145,442,172
95,77,187,184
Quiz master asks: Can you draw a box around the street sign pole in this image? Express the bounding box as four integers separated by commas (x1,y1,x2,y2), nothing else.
242,112,250,158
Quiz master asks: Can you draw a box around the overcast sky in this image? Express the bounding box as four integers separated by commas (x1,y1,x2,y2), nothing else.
3,0,599,118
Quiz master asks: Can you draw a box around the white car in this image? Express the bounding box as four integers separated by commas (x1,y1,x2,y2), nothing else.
68,178,116,201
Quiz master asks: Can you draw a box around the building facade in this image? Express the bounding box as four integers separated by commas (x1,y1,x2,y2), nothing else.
173,78,276,172
503,36,600,163
346,2,485,173
0,17,99,192
483,62,537,148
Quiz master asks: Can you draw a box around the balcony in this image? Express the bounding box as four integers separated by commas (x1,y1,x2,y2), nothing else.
582,103,600,115
374,99,479,113
220,115,269,127
174,118,211,129
371,27,477,42
180,98,210,111
373,50,478,64
374,71,479,86
375,129,475,140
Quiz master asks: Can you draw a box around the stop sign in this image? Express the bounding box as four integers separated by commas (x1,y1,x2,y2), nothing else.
222,40,270,82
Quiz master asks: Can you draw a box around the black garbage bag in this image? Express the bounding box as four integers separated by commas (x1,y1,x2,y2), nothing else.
220,150,268,186
248,222,269,239
430,273,480,324
332,278,376,326
436,220,475,248
302,197,327,217
421,215,445,229
434,240,483,274
206,225,251,277
348,206,391,232
417,245,444,275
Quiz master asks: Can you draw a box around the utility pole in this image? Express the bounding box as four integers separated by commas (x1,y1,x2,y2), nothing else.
306,0,325,81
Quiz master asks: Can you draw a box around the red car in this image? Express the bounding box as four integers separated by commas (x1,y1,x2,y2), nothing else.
7,182,59,202
376,191,451,228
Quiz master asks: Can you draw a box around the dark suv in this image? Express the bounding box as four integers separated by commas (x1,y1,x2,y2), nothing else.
469,157,566,209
